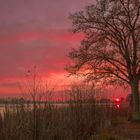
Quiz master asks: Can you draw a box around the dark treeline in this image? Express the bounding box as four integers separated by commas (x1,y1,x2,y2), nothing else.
0,98,29,104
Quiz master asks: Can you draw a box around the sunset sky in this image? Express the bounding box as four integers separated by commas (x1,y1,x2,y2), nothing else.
0,0,127,98
0,0,93,97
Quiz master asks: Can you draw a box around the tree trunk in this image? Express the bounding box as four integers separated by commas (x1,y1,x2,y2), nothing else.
131,79,140,121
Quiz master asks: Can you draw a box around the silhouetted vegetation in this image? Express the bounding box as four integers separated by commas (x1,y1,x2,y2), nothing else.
0,98,30,104
0,100,131,140
0,82,134,140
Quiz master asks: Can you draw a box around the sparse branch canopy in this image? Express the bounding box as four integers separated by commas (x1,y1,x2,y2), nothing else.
67,0,140,120
67,0,140,85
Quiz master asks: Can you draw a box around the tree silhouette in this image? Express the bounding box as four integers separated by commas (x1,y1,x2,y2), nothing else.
67,0,140,121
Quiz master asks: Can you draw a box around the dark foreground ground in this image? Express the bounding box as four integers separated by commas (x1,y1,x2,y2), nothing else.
0,103,140,140
110,121,140,140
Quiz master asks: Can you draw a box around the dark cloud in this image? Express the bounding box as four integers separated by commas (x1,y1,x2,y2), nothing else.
0,0,91,33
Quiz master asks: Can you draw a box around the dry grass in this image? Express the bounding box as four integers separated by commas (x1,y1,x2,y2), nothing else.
0,83,132,140
0,101,131,140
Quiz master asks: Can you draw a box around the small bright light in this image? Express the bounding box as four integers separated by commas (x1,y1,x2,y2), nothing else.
115,98,120,102
116,104,120,108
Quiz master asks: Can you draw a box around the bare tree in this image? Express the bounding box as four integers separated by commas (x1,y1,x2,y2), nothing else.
19,66,54,140
25,66,41,140
67,82,103,103
66,0,140,121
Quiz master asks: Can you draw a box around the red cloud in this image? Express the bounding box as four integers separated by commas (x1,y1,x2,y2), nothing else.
46,31,84,43
0,30,83,96
0,31,84,45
